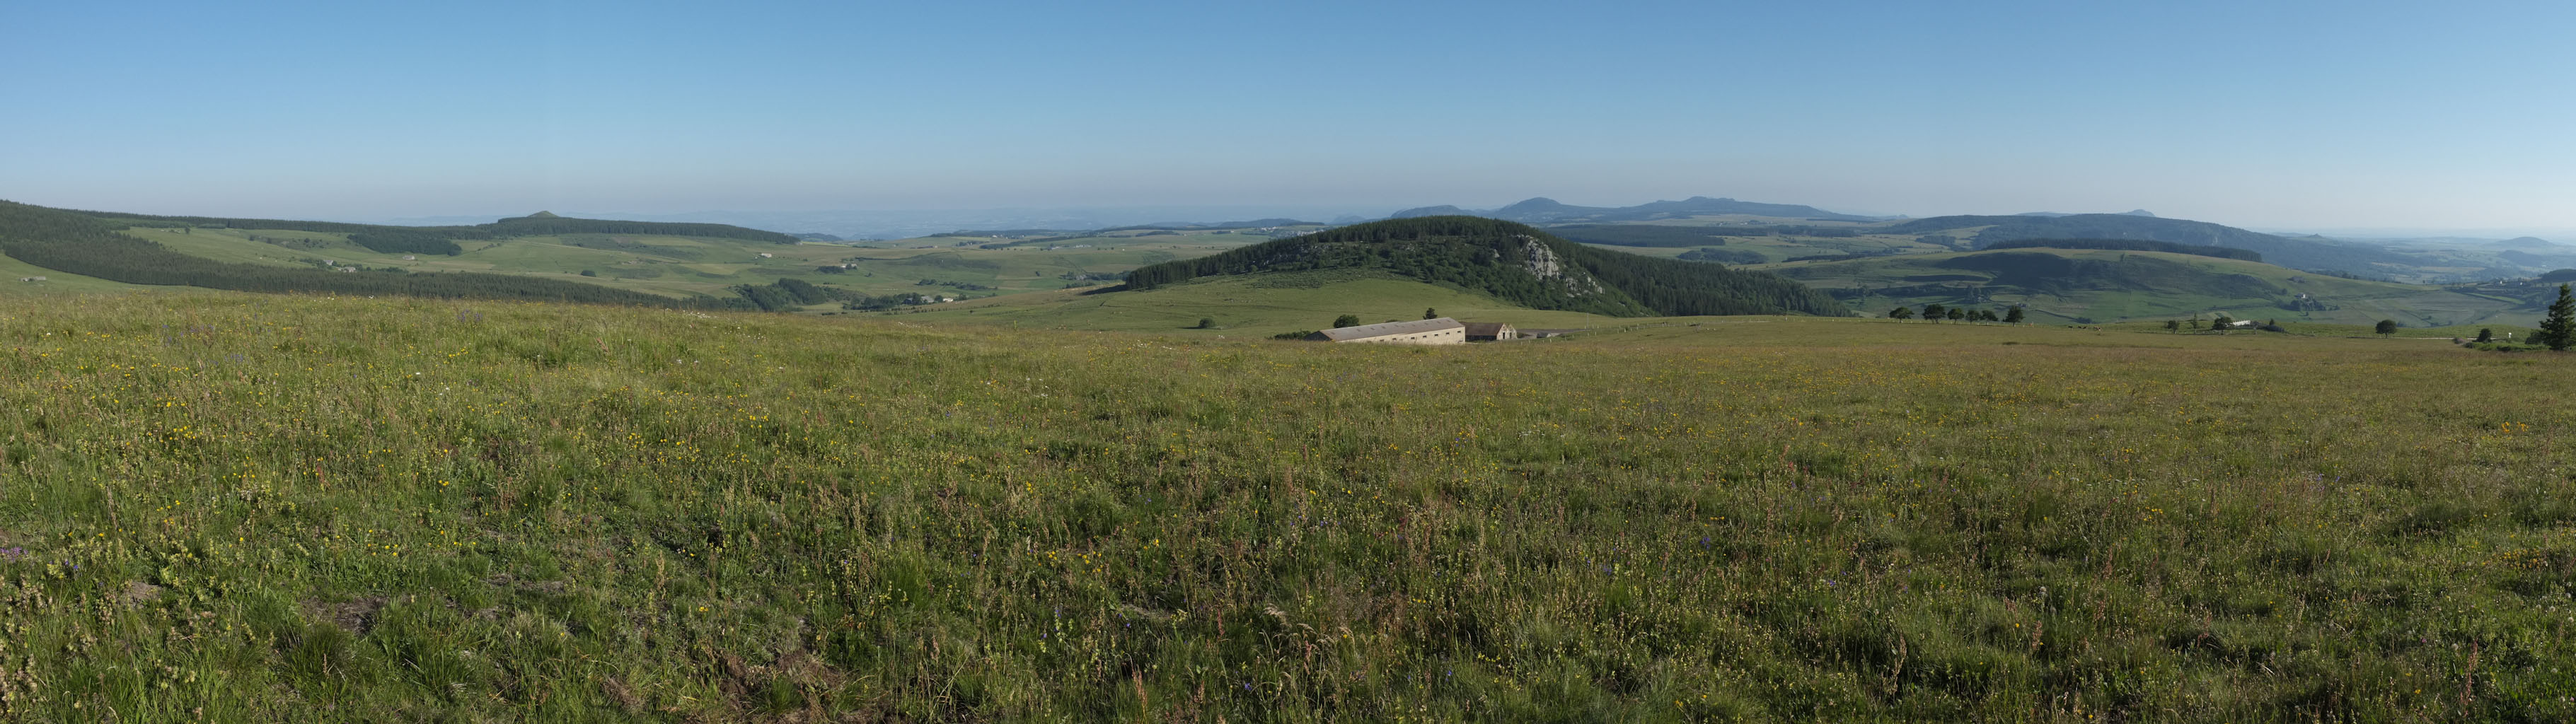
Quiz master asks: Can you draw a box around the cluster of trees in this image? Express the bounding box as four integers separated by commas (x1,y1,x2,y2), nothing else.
1675,247,1767,264
727,278,855,311
2159,316,2287,333
2535,284,2575,351
839,291,957,311
1889,303,2023,323
1123,216,1848,317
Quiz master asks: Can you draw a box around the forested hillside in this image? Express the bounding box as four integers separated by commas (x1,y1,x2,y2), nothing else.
1122,216,1849,317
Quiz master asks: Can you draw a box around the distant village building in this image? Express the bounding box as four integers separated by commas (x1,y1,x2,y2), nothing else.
16,276,45,282
1306,317,1467,346
1462,322,1518,341
758,252,774,258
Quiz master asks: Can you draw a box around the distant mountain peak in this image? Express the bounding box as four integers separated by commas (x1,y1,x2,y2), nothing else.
2020,209,2156,218
1388,204,1470,218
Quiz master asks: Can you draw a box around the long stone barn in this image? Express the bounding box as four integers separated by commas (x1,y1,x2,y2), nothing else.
1305,317,1467,345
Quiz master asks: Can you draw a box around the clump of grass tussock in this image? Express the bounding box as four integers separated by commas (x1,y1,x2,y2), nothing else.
0,293,2571,722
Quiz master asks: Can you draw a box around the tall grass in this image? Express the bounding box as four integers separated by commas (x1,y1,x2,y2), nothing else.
0,293,2570,722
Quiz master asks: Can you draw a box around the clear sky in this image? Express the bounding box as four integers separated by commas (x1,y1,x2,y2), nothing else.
4,0,2570,233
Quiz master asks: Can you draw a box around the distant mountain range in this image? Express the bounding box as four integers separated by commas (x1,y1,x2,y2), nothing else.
1389,196,1879,223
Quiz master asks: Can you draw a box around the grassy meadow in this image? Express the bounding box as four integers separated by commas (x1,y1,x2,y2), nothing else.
896,269,1619,336
1,293,2572,722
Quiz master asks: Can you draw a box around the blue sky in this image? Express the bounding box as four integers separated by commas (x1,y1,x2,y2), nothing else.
4,0,2571,233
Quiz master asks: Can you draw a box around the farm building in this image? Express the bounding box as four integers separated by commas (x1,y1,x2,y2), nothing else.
1307,317,1467,345
1462,322,1518,341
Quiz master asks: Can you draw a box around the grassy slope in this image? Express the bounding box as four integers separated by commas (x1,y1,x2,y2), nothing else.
891,269,1617,334
4,292,2575,722
1764,247,2529,326
0,254,141,297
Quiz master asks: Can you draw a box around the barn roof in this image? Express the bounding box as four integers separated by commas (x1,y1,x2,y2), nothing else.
1461,322,1513,336
1312,317,1465,341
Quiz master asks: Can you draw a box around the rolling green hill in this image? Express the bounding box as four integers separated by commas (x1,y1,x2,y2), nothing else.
0,200,1283,312
1765,246,2541,326
1883,213,2423,274
1123,216,1850,317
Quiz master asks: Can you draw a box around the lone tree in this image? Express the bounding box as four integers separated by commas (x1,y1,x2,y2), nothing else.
2375,319,2398,336
2003,306,2026,324
2210,314,2235,332
1946,307,1966,321
2539,283,2575,351
1332,314,1361,329
1921,303,1946,321
2164,320,2181,333
2476,327,2495,344
1195,317,1215,329
1888,306,1914,320
1423,308,1438,320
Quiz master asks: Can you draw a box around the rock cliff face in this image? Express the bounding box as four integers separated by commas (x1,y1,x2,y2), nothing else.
1520,235,1604,297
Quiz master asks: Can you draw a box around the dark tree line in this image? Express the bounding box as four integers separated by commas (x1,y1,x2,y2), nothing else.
1123,216,1847,317
1677,247,1767,264
347,229,464,256
1982,238,2262,262
70,208,798,245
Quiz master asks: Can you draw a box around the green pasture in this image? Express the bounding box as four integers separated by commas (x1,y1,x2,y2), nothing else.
0,254,142,297
3,293,2572,722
